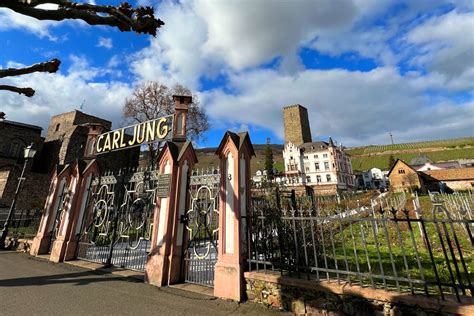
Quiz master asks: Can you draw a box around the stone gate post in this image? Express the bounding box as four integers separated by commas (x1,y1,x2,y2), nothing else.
30,165,71,256
49,160,99,262
214,131,254,301
145,141,197,286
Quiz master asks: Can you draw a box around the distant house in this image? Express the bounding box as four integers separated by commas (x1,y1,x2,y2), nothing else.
387,159,424,193
422,168,474,191
409,155,460,171
388,159,474,192
360,168,390,190
252,170,267,184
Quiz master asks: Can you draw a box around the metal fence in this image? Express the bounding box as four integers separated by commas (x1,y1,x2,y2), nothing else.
0,207,43,239
247,192,473,302
76,166,159,272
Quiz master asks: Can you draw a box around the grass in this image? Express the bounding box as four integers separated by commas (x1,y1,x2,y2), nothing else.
255,192,473,297
346,137,474,156
194,137,474,174
351,147,474,171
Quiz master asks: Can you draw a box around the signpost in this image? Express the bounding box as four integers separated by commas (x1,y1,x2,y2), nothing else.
95,115,173,154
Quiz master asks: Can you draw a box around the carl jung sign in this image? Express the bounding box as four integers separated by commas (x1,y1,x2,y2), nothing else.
96,115,173,154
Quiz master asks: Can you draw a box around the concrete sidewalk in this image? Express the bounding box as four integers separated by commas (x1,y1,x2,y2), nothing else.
0,252,284,315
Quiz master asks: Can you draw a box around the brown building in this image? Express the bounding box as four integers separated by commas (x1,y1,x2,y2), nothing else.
283,104,312,145
423,168,474,191
388,159,474,193
41,110,138,172
387,159,424,193
0,118,50,209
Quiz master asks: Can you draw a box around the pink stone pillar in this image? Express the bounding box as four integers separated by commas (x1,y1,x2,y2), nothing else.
49,160,99,262
145,141,196,286
30,165,71,256
214,131,254,301
168,143,197,284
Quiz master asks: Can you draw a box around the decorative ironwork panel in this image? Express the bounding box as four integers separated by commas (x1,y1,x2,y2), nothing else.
77,167,159,272
184,167,220,287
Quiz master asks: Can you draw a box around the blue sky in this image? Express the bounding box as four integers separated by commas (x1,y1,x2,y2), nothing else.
1,0,473,148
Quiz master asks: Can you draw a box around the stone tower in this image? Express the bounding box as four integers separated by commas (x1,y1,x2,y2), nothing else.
283,104,312,145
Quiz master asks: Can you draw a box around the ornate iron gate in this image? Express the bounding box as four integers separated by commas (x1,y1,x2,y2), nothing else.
77,167,159,271
183,168,220,287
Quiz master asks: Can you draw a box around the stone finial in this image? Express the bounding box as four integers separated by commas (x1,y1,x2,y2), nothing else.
172,95,192,110
172,95,191,142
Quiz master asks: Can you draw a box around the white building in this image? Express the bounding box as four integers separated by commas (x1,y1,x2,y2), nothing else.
282,138,355,194
361,168,390,189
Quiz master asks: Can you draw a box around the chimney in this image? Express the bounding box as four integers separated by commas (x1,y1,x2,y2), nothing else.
172,95,191,142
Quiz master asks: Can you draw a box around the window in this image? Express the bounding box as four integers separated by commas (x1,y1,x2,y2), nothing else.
314,154,318,159
324,162,330,170
304,163,310,172
304,155,308,159
55,123,60,132
323,153,328,158
398,169,406,174
315,163,320,171
306,176,311,183
316,175,321,183
326,174,331,182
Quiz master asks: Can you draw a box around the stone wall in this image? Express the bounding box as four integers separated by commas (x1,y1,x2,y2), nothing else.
245,272,473,315
444,180,474,191
45,110,111,142
0,170,10,199
0,164,50,209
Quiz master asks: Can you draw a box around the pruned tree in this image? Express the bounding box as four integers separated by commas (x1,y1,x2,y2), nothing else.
123,81,209,165
0,1,164,97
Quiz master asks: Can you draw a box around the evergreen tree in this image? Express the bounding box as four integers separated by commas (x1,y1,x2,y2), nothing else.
388,155,396,169
264,138,274,179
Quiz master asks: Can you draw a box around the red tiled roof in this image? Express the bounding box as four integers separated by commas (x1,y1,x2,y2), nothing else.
421,167,474,181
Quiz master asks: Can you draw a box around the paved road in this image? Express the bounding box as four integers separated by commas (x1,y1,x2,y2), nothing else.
0,252,282,315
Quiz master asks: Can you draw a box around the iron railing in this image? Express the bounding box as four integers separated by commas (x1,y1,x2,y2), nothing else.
76,166,159,272
247,193,473,302
0,208,43,239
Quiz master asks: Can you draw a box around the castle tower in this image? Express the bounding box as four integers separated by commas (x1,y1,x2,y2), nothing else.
283,104,312,145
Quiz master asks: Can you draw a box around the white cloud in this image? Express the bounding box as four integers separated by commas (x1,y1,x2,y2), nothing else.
0,60,132,133
131,1,216,90
195,0,357,71
201,67,474,146
405,10,474,91
0,9,59,40
97,37,113,49
2,1,472,148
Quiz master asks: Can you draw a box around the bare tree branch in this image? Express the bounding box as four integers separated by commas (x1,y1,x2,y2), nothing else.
0,85,35,97
0,1,164,97
0,59,60,97
123,81,209,166
0,1,164,36
0,59,60,78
